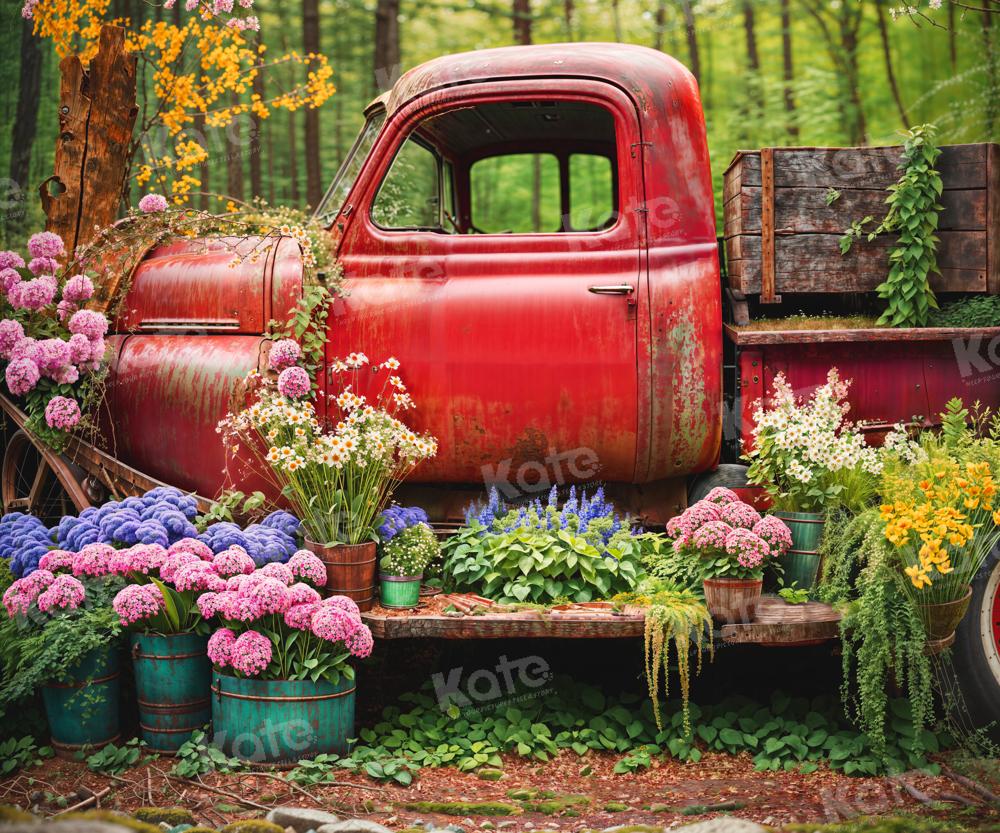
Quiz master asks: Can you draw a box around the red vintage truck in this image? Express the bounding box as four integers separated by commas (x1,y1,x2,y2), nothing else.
2,43,999,730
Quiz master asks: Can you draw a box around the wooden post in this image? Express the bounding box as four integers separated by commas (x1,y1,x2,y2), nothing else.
759,146,781,304
989,143,999,295
40,25,137,255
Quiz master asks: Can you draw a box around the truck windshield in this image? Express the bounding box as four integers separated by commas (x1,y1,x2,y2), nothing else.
316,110,386,224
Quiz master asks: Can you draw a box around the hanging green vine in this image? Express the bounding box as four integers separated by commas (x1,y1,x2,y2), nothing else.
817,508,935,760
840,124,943,328
613,580,713,735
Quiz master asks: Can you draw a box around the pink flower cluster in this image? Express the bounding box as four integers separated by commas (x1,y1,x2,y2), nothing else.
288,549,327,586
268,339,301,371
3,569,56,617
753,515,794,557
37,574,86,612
719,501,762,530
725,527,771,570
113,584,165,626
138,194,169,214
45,396,82,430
277,366,310,399
207,627,273,676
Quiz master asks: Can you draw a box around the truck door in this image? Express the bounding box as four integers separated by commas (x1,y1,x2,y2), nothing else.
332,81,645,488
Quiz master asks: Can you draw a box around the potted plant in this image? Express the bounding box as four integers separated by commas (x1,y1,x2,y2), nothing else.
220,341,437,611
1,551,124,758
109,537,226,752
879,402,1000,646
377,507,440,609
198,549,373,763
744,368,881,589
668,488,791,623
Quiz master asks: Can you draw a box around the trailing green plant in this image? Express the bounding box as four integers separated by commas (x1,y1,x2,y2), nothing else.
0,735,52,775
287,754,340,786
928,295,1000,329
86,739,152,775
840,125,943,328
818,508,935,758
266,282,336,380
639,534,702,593
612,578,713,734
170,730,243,777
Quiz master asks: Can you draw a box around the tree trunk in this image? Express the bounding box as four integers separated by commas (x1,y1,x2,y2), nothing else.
195,111,210,211
742,0,763,116
874,0,909,129
226,94,244,202
678,0,700,84
42,26,137,255
374,0,400,94
611,0,622,42
249,30,265,200
563,0,574,41
779,0,798,138
985,9,998,139
948,0,956,71
513,0,532,46
511,0,538,228
303,0,323,209
842,20,867,144
653,0,666,52
8,17,42,238
276,9,300,206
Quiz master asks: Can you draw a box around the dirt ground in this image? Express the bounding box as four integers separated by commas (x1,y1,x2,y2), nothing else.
3,748,998,832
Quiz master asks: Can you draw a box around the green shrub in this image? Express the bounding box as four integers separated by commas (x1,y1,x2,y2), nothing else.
928,294,1000,328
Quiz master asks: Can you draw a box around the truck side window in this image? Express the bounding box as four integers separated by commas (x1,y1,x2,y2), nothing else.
470,154,560,234
371,138,443,230
568,154,615,232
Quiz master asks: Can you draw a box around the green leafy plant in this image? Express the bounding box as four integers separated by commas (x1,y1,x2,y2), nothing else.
379,523,439,577
287,753,341,786
928,295,1000,329
778,584,810,604
170,730,243,777
86,739,152,775
0,736,52,775
195,489,267,531
840,125,943,328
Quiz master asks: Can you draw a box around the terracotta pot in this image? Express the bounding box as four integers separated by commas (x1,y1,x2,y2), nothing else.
702,577,762,624
918,585,973,642
305,538,377,612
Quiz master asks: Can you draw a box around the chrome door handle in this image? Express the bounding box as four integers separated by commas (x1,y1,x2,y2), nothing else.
588,284,634,295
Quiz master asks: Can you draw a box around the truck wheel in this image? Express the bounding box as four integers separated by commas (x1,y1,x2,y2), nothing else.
688,464,749,504
950,549,1000,742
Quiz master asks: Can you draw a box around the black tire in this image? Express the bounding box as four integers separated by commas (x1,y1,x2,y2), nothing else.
687,463,749,505
950,549,1000,742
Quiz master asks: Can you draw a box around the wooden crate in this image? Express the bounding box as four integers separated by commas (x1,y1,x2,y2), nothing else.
723,143,1000,301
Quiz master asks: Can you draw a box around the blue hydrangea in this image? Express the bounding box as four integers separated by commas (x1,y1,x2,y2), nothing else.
0,513,55,577
378,505,429,541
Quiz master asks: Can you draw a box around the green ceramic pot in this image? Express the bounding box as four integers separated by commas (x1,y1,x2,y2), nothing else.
379,574,422,609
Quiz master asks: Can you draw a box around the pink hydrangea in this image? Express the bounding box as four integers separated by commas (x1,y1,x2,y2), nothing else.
0,251,25,271
690,520,733,552
207,627,237,667
259,562,294,585
82,337,107,370
2,573,53,617
67,309,109,340
71,545,114,577
120,543,168,575
719,501,762,530
27,231,64,260
277,366,310,399
54,365,79,385
62,275,94,303
37,575,86,613
220,592,262,622
345,625,374,658
27,256,58,276
288,550,326,586
230,630,272,677
173,562,225,593
138,194,169,213
67,333,91,364
160,552,204,582
113,584,164,625
44,396,81,431
725,528,771,571
245,576,291,614
6,358,39,395
0,319,24,359
226,574,250,592
212,546,256,578
10,276,57,311
704,486,741,505
56,299,76,322
287,582,321,605
311,605,360,643
38,549,76,572
36,338,72,376
10,337,37,362
196,591,220,618
168,537,214,560
283,602,318,630
0,268,21,294
753,515,794,557
268,339,301,371
23,569,55,591
321,595,360,616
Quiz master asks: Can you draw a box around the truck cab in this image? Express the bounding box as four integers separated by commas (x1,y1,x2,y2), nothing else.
107,43,723,521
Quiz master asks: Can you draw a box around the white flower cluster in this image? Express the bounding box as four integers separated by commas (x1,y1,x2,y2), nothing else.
881,423,928,466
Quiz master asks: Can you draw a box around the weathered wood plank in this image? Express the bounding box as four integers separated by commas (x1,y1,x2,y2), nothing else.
759,147,779,304
725,187,986,238
727,231,987,294
989,144,999,294
724,322,1000,346
730,144,989,190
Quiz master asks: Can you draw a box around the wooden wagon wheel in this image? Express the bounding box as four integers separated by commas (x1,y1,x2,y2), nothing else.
2,429,90,523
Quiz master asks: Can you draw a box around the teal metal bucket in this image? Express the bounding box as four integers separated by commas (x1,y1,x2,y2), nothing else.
42,644,120,758
774,511,825,590
380,574,422,609
132,632,211,752
211,672,355,763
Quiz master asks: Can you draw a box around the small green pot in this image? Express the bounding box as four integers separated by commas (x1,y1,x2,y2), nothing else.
774,511,825,590
379,574,422,609
131,632,211,752
42,644,120,758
